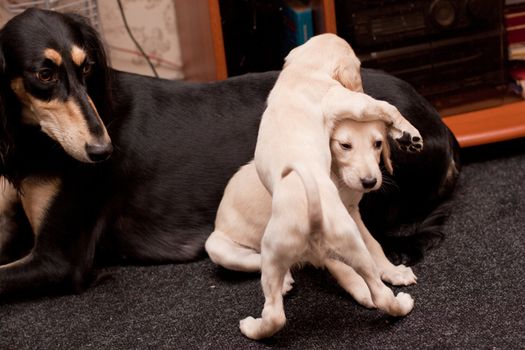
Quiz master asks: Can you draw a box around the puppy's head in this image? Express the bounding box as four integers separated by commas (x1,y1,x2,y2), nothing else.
283,33,362,91
330,119,393,193
0,8,112,163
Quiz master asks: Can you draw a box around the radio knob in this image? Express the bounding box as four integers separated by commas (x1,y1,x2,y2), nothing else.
429,0,457,28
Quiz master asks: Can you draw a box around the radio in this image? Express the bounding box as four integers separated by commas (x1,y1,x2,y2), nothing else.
335,0,506,112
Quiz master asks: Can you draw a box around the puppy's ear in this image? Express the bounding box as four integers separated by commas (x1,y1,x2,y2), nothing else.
382,137,394,175
334,56,363,92
283,45,304,68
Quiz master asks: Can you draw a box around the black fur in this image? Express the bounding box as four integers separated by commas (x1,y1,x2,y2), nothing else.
0,9,459,298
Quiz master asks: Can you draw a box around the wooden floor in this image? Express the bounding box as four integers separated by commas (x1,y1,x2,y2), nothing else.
443,100,525,147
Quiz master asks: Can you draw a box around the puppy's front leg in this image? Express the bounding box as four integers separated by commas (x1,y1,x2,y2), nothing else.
323,185,414,316
325,258,375,308
349,209,417,286
322,85,423,152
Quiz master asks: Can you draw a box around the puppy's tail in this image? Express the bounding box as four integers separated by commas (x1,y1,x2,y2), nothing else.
281,163,323,232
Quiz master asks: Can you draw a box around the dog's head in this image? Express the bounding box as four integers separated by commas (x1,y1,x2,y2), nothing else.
330,119,393,192
0,8,113,164
283,33,363,92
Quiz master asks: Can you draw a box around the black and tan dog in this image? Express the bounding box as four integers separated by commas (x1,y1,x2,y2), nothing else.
0,9,459,298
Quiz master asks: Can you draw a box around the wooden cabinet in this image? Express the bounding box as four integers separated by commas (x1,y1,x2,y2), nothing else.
174,0,525,147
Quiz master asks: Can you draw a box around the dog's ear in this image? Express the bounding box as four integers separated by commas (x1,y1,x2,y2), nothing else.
334,56,363,92
283,45,304,68
382,137,394,175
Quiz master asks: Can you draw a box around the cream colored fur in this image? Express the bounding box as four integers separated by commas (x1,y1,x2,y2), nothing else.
235,34,422,339
207,119,418,338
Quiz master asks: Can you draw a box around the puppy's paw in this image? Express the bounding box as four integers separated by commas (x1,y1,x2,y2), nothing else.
393,130,424,153
353,288,375,309
392,292,415,317
382,265,417,286
240,316,283,340
342,280,375,308
240,316,263,340
281,271,295,295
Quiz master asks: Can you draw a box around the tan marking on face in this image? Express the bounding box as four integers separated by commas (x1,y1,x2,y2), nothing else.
71,45,86,66
10,78,111,163
44,48,62,66
20,176,61,235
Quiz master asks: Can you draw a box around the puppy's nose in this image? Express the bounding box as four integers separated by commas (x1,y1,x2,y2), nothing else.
85,142,113,162
361,177,377,189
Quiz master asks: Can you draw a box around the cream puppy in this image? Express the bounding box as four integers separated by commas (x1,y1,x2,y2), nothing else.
243,34,423,339
206,120,417,309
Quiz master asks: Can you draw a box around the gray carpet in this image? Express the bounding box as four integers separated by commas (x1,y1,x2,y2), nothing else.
1,139,524,349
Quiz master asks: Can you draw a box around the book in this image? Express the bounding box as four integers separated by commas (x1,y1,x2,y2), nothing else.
282,0,314,55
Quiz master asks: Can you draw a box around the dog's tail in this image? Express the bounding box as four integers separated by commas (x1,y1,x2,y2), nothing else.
281,163,323,232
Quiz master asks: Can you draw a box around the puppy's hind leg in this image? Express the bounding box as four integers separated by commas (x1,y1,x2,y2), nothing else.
205,230,261,272
206,231,295,294
239,197,303,339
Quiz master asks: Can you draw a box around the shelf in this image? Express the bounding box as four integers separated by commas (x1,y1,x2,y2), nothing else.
443,100,525,147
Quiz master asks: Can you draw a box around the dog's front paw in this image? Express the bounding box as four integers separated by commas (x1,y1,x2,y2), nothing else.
382,265,417,286
394,130,424,153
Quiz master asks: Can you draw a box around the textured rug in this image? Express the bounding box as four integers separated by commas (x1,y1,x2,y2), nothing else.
1,138,524,349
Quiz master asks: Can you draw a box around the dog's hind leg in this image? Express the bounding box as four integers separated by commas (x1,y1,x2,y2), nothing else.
206,230,261,272
206,231,295,295
240,181,305,339
239,223,296,339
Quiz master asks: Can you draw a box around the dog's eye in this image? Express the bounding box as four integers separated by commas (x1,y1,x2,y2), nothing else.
340,143,352,150
35,69,56,82
374,140,383,149
82,63,93,75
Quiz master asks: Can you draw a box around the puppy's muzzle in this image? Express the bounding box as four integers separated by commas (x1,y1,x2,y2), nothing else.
85,141,113,162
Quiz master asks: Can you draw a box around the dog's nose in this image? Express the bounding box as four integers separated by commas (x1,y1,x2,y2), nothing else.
85,142,113,162
361,177,377,189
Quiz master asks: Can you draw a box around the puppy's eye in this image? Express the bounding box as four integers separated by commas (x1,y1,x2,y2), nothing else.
340,143,352,150
35,69,56,82
82,63,93,75
374,140,383,149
